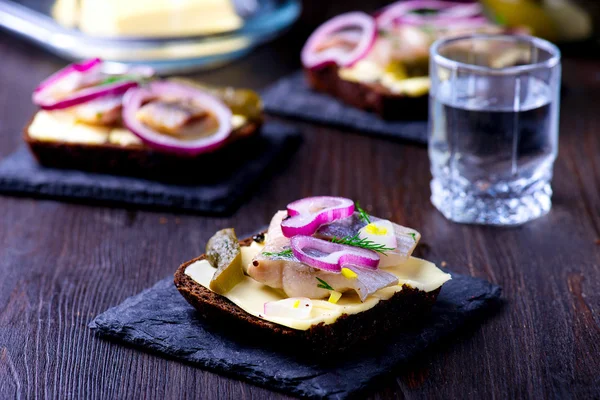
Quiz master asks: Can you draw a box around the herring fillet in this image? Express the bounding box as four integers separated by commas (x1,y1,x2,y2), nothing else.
248,210,304,289
344,265,398,302
136,99,208,134
249,211,399,300
316,212,421,267
281,263,398,300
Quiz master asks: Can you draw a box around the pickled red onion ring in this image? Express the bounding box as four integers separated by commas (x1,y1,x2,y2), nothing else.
290,235,379,273
32,58,152,110
425,16,490,29
122,81,232,156
281,196,354,238
34,58,101,97
301,12,377,70
376,1,483,28
37,81,138,111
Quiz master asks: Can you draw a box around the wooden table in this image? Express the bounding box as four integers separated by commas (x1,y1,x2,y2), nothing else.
1,5,599,399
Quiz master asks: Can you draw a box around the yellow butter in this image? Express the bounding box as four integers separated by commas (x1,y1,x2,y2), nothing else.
53,0,243,37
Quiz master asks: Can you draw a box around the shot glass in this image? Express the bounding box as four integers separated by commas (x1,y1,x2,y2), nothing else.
428,34,561,226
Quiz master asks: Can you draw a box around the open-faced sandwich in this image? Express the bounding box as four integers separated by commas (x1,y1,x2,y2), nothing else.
175,196,451,354
25,59,263,181
301,0,515,119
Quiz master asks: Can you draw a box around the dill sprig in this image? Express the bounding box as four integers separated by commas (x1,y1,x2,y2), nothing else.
99,75,149,86
331,233,393,254
316,277,334,291
355,202,371,224
407,233,417,242
262,249,293,258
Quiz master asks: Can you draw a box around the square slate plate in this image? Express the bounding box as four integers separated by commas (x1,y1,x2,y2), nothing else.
0,121,300,215
90,272,501,399
262,71,428,144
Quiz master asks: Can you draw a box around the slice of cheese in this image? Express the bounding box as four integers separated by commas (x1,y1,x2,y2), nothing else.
380,75,430,96
338,61,430,97
108,128,143,146
28,111,110,145
185,243,451,331
231,114,247,130
28,110,248,147
338,60,385,84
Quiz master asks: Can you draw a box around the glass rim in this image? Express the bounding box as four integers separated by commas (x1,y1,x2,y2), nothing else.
430,34,561,75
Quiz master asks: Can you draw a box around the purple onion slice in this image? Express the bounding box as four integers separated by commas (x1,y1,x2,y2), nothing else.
33,58,151,111
290,235,379,273
281,196,354,238
301,12,377,70
122,81,232,156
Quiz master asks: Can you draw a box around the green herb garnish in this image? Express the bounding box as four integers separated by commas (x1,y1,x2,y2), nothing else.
331,233,393,254
316,277,334,291
99,76,128,86
263,249,293,258
420,25,435,35
495,13,506,26
99,75,146,86
409,8,438,16
408,232,417,242
355,202,371,224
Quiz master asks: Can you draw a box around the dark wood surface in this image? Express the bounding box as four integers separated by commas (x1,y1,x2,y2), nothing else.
1,4,600,400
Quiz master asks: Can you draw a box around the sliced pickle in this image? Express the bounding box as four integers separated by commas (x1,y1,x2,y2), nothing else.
480,0,558,40
168,78,263,123
402,58,429,78
207,228,244,294
384,62,408,81
384,59,429,82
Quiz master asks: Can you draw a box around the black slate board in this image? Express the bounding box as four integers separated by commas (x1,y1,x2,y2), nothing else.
0,122,300,215
90,273,501,399
262,71,428,144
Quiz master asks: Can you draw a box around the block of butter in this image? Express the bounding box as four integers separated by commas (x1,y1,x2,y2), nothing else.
53,0,243,37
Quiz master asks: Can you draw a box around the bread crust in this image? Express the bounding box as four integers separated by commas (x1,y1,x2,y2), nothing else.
174,234,441,355
304,65,428,120
23,116,261,183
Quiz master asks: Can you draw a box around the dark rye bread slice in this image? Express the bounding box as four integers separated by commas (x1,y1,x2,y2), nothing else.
174,234,441,356
23,116,261,184
304,65,429,121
